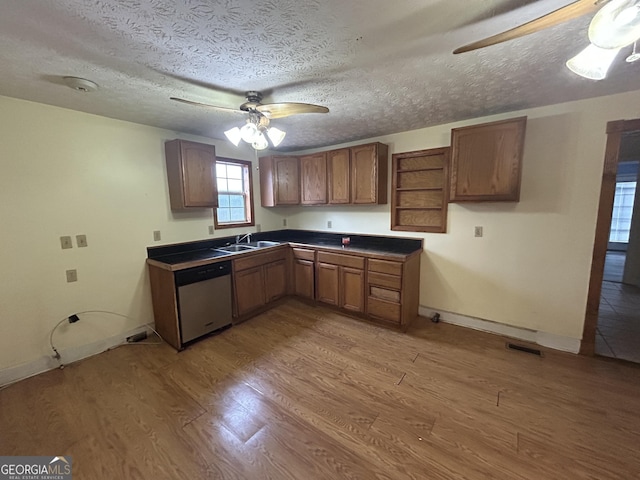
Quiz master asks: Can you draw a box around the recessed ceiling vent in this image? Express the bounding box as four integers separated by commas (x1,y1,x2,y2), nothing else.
63,76,98,93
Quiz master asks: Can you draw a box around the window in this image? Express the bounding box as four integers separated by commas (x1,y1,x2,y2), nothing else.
609,181,636,243
214,158,254,229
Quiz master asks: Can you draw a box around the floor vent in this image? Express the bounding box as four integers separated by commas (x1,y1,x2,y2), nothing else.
506,342,542,356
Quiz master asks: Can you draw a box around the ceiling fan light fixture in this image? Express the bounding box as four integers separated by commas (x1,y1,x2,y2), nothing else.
566,43,622,80
224,127,242,146
588,0,640,49
267,127,286,147
239,121,258,143
251,132,269,151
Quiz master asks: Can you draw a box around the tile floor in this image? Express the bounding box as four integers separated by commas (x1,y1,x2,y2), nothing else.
596,253,640,363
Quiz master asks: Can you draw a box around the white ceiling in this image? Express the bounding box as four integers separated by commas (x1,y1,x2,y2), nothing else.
1,0,639,151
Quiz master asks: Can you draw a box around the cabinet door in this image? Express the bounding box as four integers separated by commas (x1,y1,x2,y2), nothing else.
341,267,365,313
327,148,350,204
316,262,339,306
450,117,526,202
351,143,388,204
275,157,300,205
264,260,287,303
294,259,315,299
235,266,266,316
300,153,327,205
165,140,218,210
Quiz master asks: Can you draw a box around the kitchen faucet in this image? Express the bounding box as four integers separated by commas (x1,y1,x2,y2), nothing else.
236,233,252,244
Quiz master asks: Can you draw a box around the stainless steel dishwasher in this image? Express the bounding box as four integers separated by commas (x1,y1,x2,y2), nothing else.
175,261,233,344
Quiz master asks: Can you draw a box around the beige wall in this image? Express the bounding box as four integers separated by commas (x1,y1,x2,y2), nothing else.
2,89,640,374
0,95,281,371
285,90,640,341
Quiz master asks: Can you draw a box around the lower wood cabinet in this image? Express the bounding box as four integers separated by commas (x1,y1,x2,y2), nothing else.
265,260,287,302
233,248,288,317
292,248,315,299
234,266,266,316
367,256,420,327
231,244,419,327
316,251,365,313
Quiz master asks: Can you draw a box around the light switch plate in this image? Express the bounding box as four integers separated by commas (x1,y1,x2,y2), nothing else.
327,220,332,228
76,234,88,247
60,236,72,249
208,225,214,235
256,224,261,232
153,230,161,241
474,226,483,237
283,218,287,227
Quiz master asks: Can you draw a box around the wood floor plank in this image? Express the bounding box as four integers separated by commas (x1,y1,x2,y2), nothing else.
2,299,640,479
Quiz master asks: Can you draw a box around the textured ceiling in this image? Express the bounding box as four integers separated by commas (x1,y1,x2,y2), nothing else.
1,0,639,151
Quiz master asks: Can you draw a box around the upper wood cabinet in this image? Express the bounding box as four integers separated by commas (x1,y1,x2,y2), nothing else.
327,148,351,204
259,155,300,206
259,141,388,207
450,117,527,202
165,139,218,210
300,152,327,205
351,142,389,204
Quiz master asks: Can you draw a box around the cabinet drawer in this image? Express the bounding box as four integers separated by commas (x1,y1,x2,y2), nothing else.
370,286,400,303
368,271,401,290
367,297,401,323
317,251,365,269
292,248,315,261
234,249,287,271
368,259,402,276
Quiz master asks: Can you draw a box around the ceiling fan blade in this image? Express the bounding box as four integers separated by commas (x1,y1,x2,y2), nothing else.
453,0,607,54
256,102,329,119
170,97,242,114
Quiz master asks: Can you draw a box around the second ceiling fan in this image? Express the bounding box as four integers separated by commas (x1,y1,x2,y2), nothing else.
454,0,640,79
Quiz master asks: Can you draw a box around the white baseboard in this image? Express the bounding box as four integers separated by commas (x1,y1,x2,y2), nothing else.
418,306,581,354
0,325,149,388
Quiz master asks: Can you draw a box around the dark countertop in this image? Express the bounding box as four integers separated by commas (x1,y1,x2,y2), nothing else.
147,229,423,271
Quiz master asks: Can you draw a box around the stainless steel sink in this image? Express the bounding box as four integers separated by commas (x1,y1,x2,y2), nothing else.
215,244,257,253
247,241,280,248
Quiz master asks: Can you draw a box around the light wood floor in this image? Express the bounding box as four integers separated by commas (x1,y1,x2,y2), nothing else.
2,299,640,479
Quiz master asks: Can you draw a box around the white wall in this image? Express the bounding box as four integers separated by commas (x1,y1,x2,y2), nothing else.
284,90,640,342
0,95,281,375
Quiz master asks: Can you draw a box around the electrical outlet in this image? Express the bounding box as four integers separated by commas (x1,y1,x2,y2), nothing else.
60,236,72,249
76,234,88,247
255,224,261,232
283,218,287,227
66,269,77,283
153,230,161,241
327,220,332,228
474,226,483,238
208,225,214,235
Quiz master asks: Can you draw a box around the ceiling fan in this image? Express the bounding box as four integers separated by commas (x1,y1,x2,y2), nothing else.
171,91,329,150
454,0,640,79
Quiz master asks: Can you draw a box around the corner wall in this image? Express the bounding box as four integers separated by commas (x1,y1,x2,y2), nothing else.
0,95,281,378
283,90,640,345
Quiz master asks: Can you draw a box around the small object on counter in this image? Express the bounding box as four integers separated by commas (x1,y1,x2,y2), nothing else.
341,236,350,248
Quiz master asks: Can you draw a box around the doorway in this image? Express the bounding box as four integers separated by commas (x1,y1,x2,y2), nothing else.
582,119,640,361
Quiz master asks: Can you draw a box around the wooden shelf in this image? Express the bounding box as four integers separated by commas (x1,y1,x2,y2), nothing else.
396,167,444,173
395,187,444,192
391,147,450,233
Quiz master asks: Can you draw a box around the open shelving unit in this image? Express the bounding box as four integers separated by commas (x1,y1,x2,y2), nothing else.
391,147,450,233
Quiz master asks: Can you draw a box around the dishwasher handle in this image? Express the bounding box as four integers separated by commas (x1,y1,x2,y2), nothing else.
175,261,232,286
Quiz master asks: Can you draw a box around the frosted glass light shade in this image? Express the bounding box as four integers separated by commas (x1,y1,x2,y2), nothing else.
252,132,269,150
589,0,640,49
566,44,621,80
267,127,286,147
240,122,258,143
224,127,242,146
